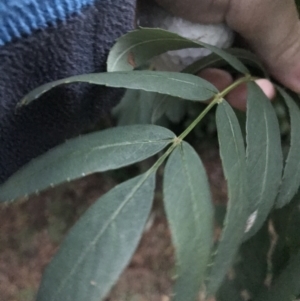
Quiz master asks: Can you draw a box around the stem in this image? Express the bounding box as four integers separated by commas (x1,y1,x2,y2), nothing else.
147,74,255,172
219,75,253,98
178,100,216,141
148,140,179,174
178,74,254,141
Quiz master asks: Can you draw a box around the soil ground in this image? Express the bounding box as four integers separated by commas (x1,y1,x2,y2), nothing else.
0,142,225,301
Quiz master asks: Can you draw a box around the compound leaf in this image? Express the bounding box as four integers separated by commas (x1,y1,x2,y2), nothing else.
163,142,214,301
20,71,217,106
244,82,282,239
107,28,248,74
36,173,155,301
207,101,248,296
276,88,300,208
0,125,173,202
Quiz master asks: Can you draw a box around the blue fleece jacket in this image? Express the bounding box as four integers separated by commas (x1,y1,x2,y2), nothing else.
0,0,136,183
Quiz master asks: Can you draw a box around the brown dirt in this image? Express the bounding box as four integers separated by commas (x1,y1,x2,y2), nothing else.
0,142,225,301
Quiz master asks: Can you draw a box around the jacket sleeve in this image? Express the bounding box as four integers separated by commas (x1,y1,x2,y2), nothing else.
0,0,136,183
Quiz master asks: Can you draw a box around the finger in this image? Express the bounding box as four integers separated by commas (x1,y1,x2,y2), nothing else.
155,0,300,93
226,79,276,111
197,68,275,111
197,68,233,92
226,0,300,93
154,0,229,23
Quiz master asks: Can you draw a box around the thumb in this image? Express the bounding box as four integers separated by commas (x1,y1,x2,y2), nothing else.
226,0,300,92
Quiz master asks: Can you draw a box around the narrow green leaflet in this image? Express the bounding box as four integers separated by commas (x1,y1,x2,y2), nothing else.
244,82,283,240
207,101,248,296
163,142,214,301
107,28,249,74
20,71,217,106
276,88,300,208
36,173,155,301
255,250,300,301
0,125,174,202
183,48,267,76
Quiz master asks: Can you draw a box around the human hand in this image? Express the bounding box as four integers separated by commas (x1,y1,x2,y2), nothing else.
155,0,300,109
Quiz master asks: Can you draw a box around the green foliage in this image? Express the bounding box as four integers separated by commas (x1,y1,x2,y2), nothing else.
37,173,156,301
20,71,217,106
182,48,267,76
0,125,174,202
164,142,214,301
107,28,249,74
244,82,282,240
276,89,300,208
207,101,248,296
1,27,300,301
